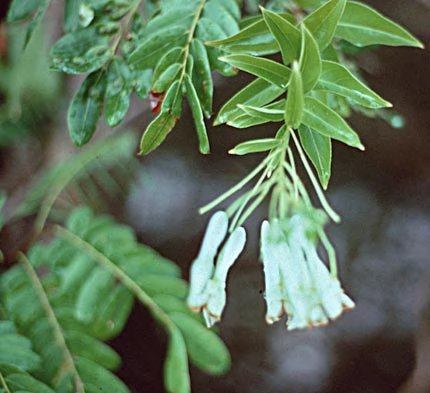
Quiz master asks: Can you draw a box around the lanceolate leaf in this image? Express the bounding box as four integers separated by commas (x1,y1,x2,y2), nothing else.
285,62,304,129
304,0,346,50
336,1,423,48
237,104,284,122
67,70,107,147
261,8,301,65
220,54,291,87
215,78,286,125
303,96,364,149
229,138,280,155
299,125,332,188
184,75,210,154
190,39,213,118
316,60,392,108
299,25,322,93
139,112,177,155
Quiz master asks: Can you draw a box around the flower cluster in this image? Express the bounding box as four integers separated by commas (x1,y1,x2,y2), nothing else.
260,204,354,330
187,211,246,327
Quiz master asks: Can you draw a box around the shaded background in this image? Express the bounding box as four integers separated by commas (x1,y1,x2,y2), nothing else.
1,1,430,392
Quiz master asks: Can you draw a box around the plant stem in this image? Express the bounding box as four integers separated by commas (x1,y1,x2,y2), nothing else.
0,372,11,393
18,252,85,393
199,158,269,214
290,129,340,223
55,226,175,332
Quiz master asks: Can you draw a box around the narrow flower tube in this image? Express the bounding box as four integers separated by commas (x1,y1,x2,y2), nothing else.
187,211,247,327
260,206,354,330
187,211,228,312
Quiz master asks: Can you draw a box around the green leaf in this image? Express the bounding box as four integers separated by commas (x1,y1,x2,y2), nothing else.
65,331,121,370
316,60,392,108
261,8,301,65
128,26,188,69
285,61,304,129
164,327,190,393
237,104,283,122
0,333,41,372
135,69,153,100
139,112,178,155
151,47,184,91
105,57,133,127
215,78,285,125
152,63,182,93
75,357,129,393
229,138,280,155
76,268,114,323
170,312,231,375
229,100,285,128
4,373,56,393
299,25,322,93
190,39,213,118
203,1,239,37
303,97,364,149
220,54,291,87
67,70,107,146
50,28,111,74
160,80,183,117
207,18,278,56
184,75,210,154
7,0,43,22
336,1,423,48
304,0,346,50
299,125,332,188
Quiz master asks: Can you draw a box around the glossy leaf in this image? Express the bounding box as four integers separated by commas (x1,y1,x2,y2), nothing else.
303,96,364,149
285,62,304,129
299,25,322,93
220,54,291,87
299,125,332,188
67,70,107,146
184,75,210,154
139,112,177,155
304,0,346,50
229,138,280,155
336,1,423,48
316,60,392,108
261,8,301,64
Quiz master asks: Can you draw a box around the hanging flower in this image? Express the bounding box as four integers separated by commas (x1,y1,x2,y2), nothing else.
260,205,354,330
187,211,246,327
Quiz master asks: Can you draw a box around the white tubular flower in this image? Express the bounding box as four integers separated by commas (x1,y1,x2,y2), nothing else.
260,208,354,330
187,211,246,327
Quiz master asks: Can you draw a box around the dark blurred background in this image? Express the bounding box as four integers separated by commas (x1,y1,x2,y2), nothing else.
1,1,430,392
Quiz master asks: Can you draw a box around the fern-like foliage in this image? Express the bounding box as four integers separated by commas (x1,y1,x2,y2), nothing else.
9,132,138,234
0,319,56,393
1,207,230,393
